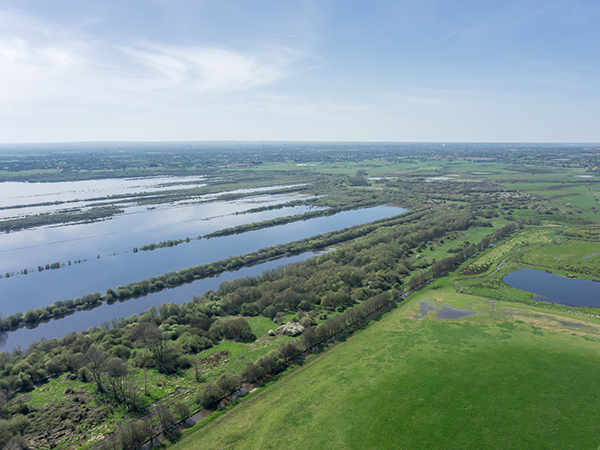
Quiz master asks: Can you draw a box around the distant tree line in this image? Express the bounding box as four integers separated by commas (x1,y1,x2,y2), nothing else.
0,206,123,234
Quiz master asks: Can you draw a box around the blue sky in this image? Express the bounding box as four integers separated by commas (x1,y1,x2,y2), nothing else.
0,0,598,143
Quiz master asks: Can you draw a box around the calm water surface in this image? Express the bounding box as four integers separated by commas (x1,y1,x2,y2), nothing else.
503,268,600,308
0,205,406,316
0,176,207,209
2,251,321,351
0,193,314,274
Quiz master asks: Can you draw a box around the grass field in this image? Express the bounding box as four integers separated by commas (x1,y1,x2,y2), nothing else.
168,285,600,450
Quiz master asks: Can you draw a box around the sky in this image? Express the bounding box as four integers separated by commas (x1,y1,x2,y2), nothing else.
0,0,599,143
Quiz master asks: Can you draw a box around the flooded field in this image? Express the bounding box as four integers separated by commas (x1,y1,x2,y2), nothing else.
0,175,407,351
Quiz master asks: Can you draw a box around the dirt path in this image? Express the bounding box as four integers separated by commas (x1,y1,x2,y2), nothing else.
454,247,522,291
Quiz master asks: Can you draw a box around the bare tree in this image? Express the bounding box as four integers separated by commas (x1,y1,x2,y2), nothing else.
174,403,190,423
156,405,175,437
82,345,106,393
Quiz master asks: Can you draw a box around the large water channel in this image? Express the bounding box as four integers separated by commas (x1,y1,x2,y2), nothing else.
0,177,407,351
0,204,405,316
503,268,600,308
1,251,321,351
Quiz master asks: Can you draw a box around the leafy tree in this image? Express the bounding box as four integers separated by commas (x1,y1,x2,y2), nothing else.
279,342,300,361
216,373,241,394
196,383,223,409
241,362,264,383
174,403,190,423
301,326,319,349
82,345,106,393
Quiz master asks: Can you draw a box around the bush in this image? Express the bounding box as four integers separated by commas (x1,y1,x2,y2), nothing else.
216,373,241,394
177,334,212,354
14,373,33,392
224,317,255,342
78,367,91,382
108,344,131,359
196,383,223,409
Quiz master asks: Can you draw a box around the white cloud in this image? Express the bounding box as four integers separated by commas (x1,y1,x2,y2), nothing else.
0,7,302,117
121,45,290,94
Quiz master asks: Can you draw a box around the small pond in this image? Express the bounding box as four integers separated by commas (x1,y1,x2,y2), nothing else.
503,268,600,308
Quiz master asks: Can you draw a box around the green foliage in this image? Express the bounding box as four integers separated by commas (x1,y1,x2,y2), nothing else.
196,384,224,409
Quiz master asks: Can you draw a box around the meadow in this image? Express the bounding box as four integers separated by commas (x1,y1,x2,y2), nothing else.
169,285,600,450
167,219,600,450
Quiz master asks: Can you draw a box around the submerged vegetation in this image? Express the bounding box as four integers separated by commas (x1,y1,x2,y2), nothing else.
0,143,599,449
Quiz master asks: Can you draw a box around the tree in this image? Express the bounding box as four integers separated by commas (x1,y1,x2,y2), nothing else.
174,403,190,423
156,405,175,436
241,362,263,382
118,420,150,450
82,345,106,393
196,383,223,409
104,357,139,409
279,342,300,361
192,358,204,383
216,373,241,394
301,326,319,349
130,322,181,373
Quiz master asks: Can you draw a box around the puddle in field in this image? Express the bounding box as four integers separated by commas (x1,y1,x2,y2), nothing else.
436,305,477,319
558,320,595,330
418,301,438,318
417,300,476,320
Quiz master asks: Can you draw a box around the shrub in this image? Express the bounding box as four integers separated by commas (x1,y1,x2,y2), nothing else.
216,373,241,394
108,344,131,359
78,367,91,383
196,383,223,409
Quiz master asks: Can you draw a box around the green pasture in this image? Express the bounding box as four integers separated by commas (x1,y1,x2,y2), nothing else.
518,239,600,268
169,287,600,450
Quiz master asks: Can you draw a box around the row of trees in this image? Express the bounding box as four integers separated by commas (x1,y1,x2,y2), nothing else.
197,290,393,410
0,208,432,332
0,205,514,448
0,206,123,234
407,223,518,289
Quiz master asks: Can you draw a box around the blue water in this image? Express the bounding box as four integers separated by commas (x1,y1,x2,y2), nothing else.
1,251,322,351
0,205,405,316
503,268,600,308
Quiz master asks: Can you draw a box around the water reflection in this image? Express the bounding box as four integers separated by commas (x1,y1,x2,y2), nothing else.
0,193,313,273
503,268,600,308
1,251,322,352
0,175,207,208
0,205,405,316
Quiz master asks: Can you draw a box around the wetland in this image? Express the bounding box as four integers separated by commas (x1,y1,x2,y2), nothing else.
1,143,600,450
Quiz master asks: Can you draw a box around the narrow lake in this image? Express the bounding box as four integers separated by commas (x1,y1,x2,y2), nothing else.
1,251,322,351
0,175,208,214
0,189,311,274
0,205,406,316
503,268,600,308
